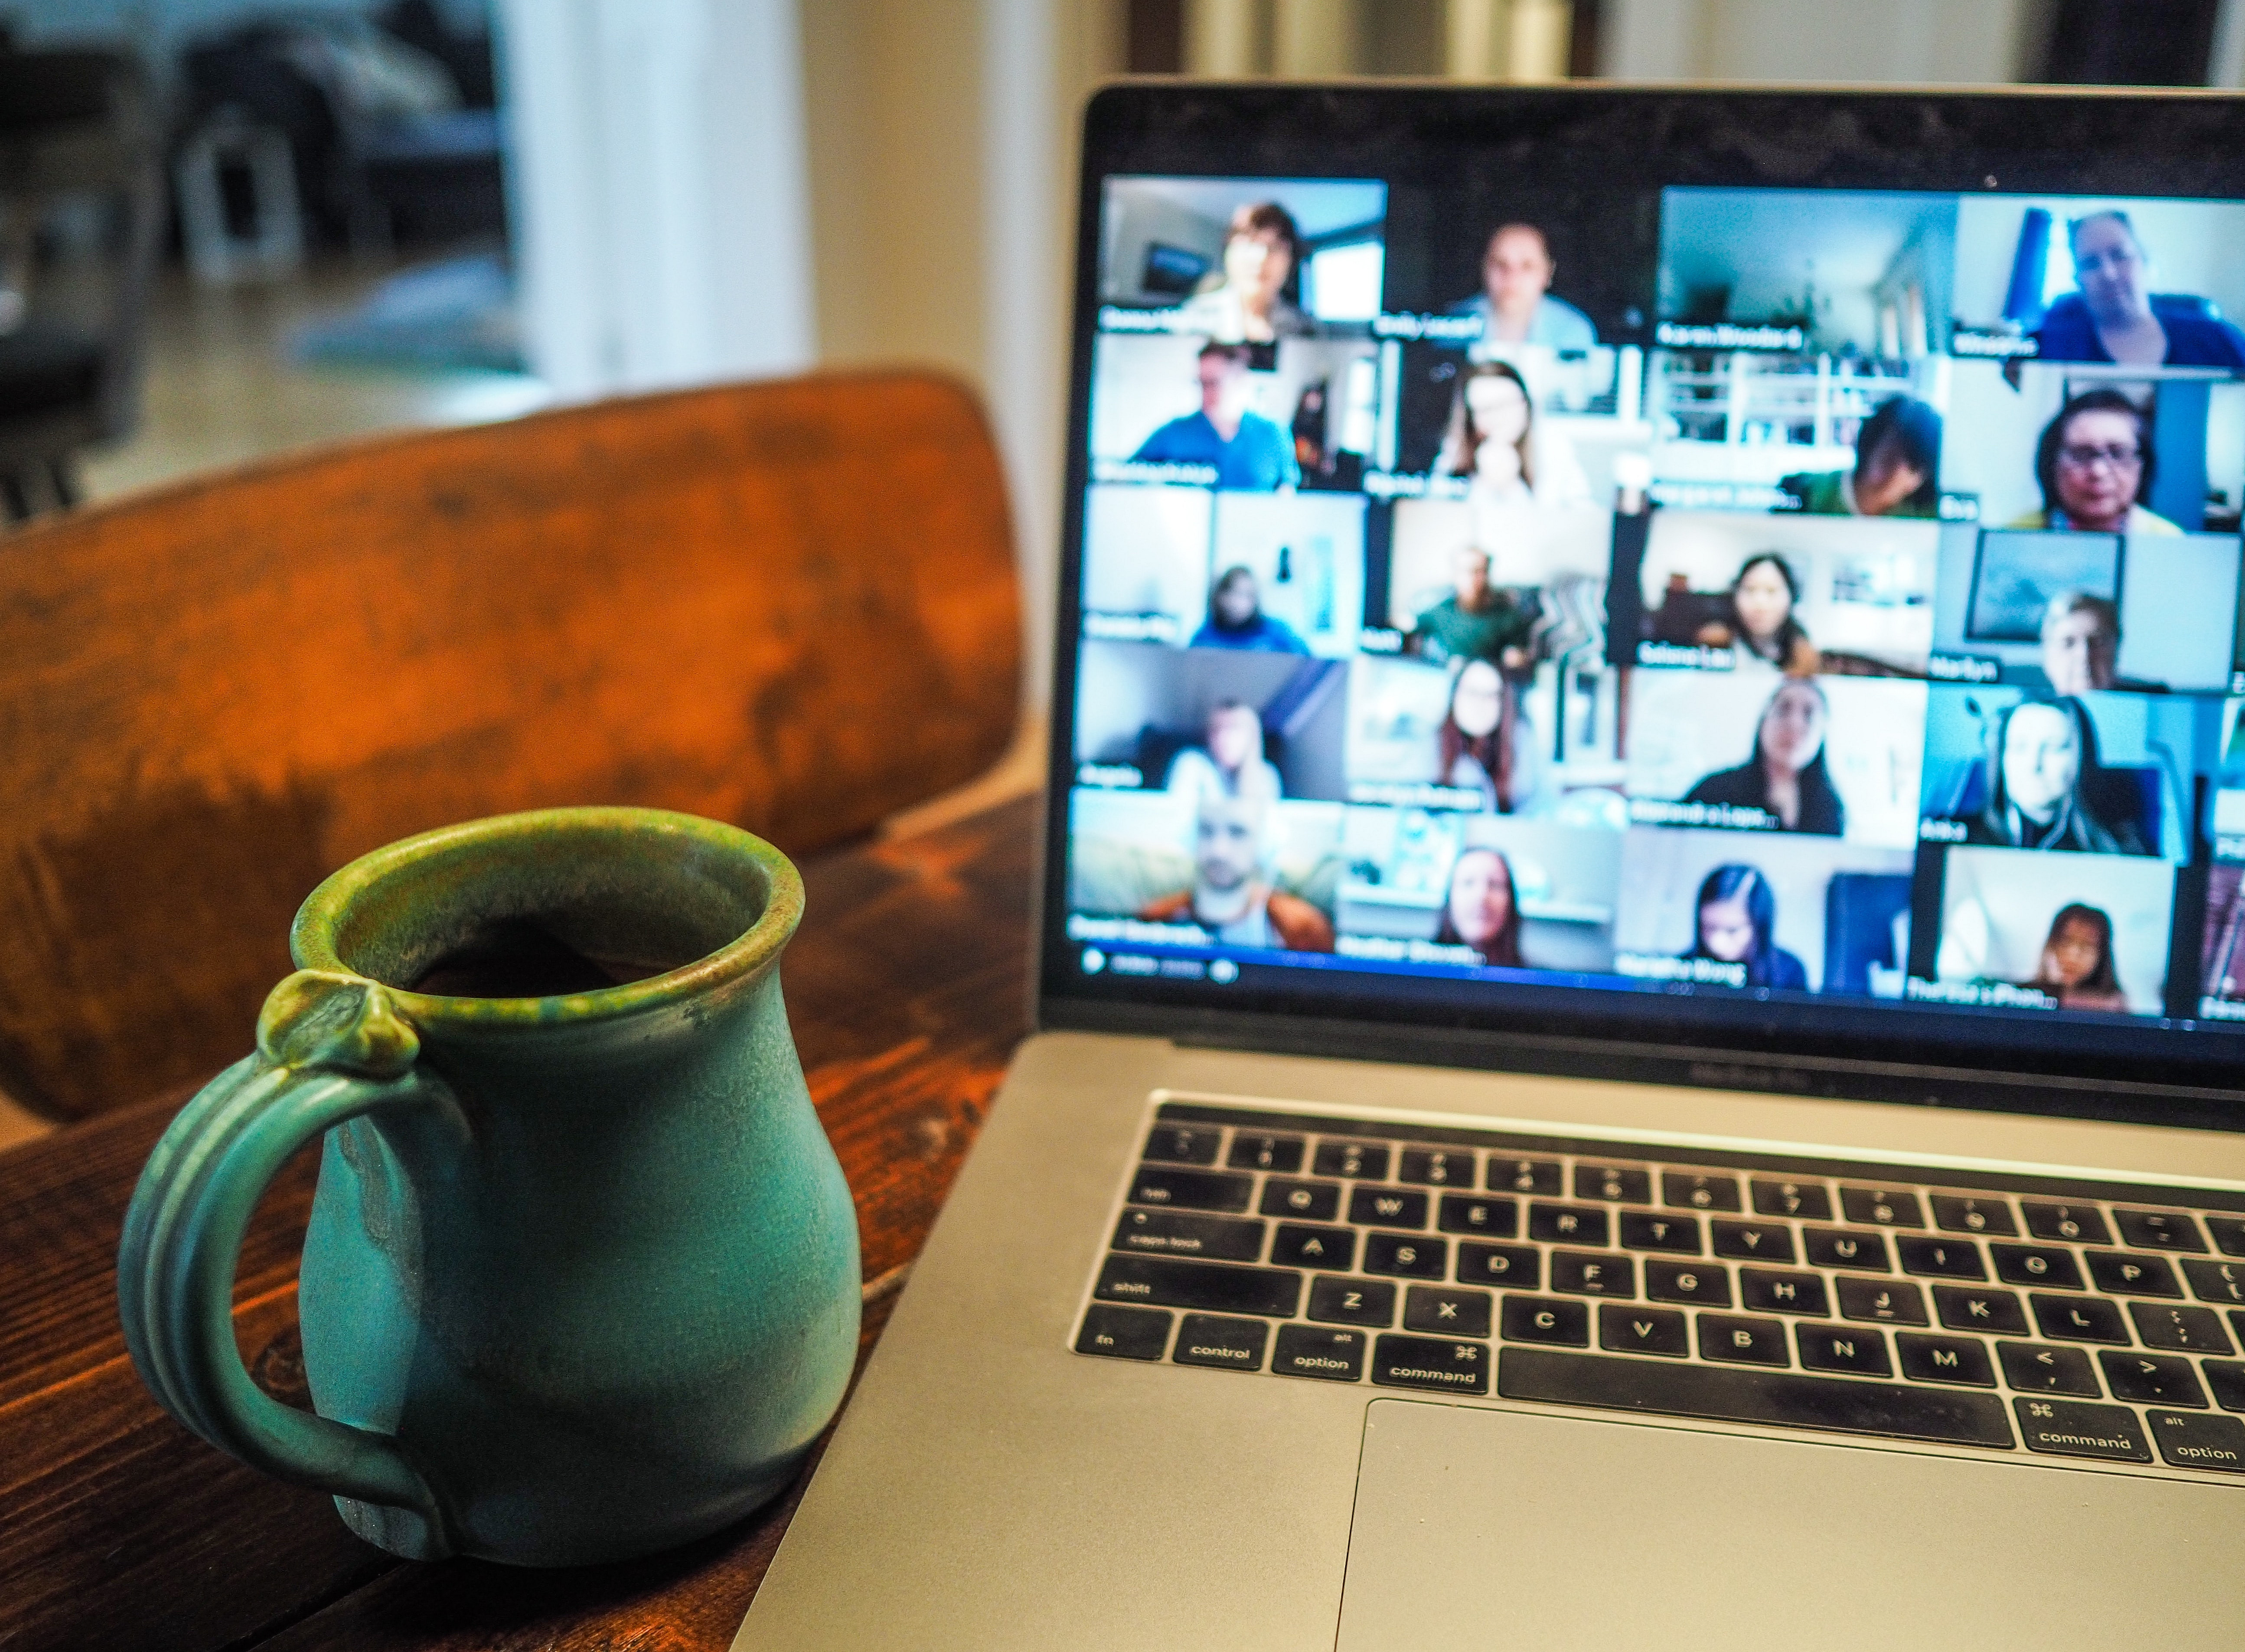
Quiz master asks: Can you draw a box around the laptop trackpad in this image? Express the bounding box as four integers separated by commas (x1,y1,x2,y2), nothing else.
1338,1398,2242,1650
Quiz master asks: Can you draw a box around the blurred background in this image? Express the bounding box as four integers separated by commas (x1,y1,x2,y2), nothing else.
3,0,2241,699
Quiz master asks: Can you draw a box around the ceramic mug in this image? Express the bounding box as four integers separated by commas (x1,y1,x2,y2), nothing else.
117,807,860,1566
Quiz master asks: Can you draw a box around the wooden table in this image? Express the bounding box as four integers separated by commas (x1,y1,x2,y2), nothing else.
0,796,1036,1652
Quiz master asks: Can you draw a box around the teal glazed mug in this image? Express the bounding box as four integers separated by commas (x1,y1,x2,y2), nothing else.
117,807,861,1566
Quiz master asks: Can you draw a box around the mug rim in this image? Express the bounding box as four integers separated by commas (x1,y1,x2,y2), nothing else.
290,806,804,1028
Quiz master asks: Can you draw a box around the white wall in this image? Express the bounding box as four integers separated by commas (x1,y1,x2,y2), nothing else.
1601,0,2033,82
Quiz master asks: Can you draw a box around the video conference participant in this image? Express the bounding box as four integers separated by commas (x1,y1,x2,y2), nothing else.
1434,846,1526,968
1132,343,1301,490
1409,544,1534,667
1447,223,1598,352
2032,210,2245,369
1692,552,1819,675
1439,658,1549,815
2010,389,2179,535
1165,701,1282,803
1778,396,1942,519
2039,592,2121,696
1174,202,1315,344
1682,864,1808,990
1964,698,2149,855
1432,360,1592,516
2023,902,2131,1013
1682,678,1844,836
1136,793,1335,951
1190,566,1310,653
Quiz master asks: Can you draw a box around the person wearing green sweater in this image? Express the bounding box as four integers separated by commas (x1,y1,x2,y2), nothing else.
1780,394,1943,519
1408,545,1534,667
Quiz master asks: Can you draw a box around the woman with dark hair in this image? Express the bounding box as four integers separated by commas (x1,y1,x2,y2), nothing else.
1434,359,1591,516
1964,697,2148,854
2024,903,2130,1013
1682,678,1844,836
1176,201,1313,343
1436,657,1546,815
1189,565,1310,653
2009,389,2180,535
1694,552,1819,674
1682,864,1808,990
1434,847,1526,968
1780,394,1943,518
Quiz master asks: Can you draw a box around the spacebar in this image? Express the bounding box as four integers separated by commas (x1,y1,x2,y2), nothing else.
1499,1349,2016,1449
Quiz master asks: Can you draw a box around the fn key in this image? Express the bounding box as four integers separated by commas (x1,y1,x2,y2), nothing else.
1076,1304,1171,1361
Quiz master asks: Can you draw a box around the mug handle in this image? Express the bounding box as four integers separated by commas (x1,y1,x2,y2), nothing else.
117,970,457,1535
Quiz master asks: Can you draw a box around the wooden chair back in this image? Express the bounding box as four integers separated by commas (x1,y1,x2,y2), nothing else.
0,371,1021,1120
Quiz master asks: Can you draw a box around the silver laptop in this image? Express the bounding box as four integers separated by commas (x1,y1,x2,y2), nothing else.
739,82,2245,1649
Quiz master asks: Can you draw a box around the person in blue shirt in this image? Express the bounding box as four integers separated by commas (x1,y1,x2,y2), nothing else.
1447,223,1599,355
2031,210,2245,369
1131,343,1300,490
1188,566,1309,653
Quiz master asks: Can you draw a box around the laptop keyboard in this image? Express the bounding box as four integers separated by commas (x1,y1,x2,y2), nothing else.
1071,1098,2245,1482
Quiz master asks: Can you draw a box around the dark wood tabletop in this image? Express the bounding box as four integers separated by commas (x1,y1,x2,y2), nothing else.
0,793,1037,1652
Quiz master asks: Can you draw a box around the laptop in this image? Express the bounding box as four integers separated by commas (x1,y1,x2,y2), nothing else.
738,82,2245,1649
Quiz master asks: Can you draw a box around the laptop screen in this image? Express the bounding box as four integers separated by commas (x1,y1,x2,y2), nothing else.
1045,87,2245,1110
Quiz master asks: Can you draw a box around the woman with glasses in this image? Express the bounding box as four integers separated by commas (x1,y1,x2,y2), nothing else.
2032,211,2245,369
2008,389,2181,535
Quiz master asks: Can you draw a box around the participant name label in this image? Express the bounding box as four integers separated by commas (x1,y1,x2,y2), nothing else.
1655,321,1805,352
1092,458,1217,486
1615,953,1748,988
1905,977,2056,1010
1951,328,2039,359
1636,641,1735,670
1373,312,1483,342
1084,612,1181,644
1628,798,1776,831
1927,652,2000,683
1067,914,1205,947
1337,935,1482,966
1350,782,1487,810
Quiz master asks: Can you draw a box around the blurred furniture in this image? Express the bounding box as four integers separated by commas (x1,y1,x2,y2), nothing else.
0,793,1038,1652
1823,872,1915,996
174,111,304,284
0,372,1020,1121
0,48,163,520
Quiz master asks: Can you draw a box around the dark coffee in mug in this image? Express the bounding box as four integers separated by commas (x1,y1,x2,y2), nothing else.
408,917,675,998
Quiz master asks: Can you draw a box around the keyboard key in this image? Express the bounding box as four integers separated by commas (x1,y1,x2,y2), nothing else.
1075,1304,1171,1361
2147,1409,2245,1472
2098,1351,2207,1408
1803,1228,1890,1272
1307,1275,1394,1326
1896,1333,1995,1387
2030,1293,2131,1344
2209,1216,2245,1258
1929,1195,2017,1237
2020,1201,2111,1245
1272,1324,1368,1382
1363,1232,1447,1279
1528,1202,1611,1245
1128,1166,1254,1213
1313,1140,1389,1180
1988,1243,2083,1291
1837,1277,1927,1325
1501,1348,2014,1447
2085,1250,2180,1298
2113,1209,2205,1252
1172,1313,1268,1372
2183,1258,2245,1306
1550,1250,1635,1297
1404,1284,1494,1337
1501,1295,1590,1346
1996,1341,2101,1397
2128,1300,2234,1353
1619,1211,1702,1253
1260,1178,1342,1222
1113,1208,1265,1262
1932,1286,2028,1336
1797,1322,1892,1378
1750,1178,1833,1220
1456,1241,1540,1290
1488,1156,1563,1196
1897,1238,1986,1280
1095,1255,1302,1317
1699,1313,1788,1366
1663,1171,1742,1212
1645,1259,1731,1307
1839,1186,1925,1228
2206,1360,2245,1411
1598,1303,1689,1356
2015,1397,2150,1462
1740,1268,1829,1316
1349,1187,1429,1229
1437,1193,1521,1238
1372,1333,1490,1395
1227,1133,1304,1174
1271,1223,1354,1270
1577,1163,1651,1203
1142,1125,1220,1166
1711,1221,1796,1263
1398,1147,1474,1186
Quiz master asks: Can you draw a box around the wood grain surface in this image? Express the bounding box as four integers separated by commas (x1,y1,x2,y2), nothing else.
0,795,1037,1652
0,372,1020,1121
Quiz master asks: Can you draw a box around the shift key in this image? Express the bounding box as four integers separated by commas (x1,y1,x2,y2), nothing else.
1096,1254,1302,1318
